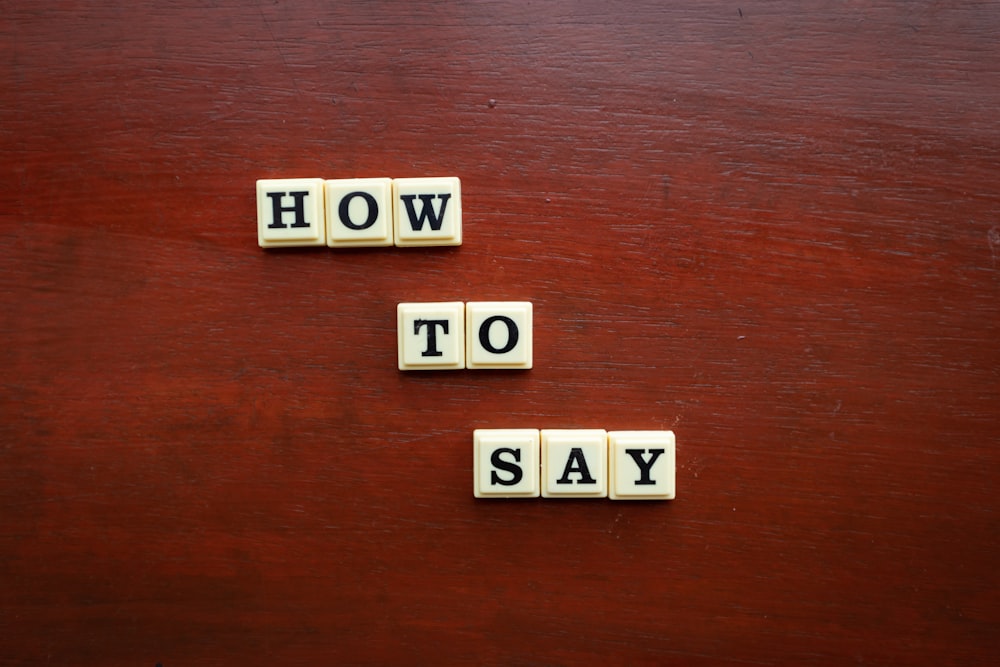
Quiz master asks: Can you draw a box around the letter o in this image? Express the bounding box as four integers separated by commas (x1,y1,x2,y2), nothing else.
478,315,518,354
338,191,378,230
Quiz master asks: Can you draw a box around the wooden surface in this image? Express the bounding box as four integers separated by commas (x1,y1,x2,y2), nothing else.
2,2,999,664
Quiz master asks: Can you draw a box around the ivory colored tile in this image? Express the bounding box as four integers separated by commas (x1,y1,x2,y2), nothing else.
325,178,394,247
465,301,532,369
256,178,326,247
393,177,462,247
473,429,540,498
397,302,465,370
608,431,675,500
541,429,607,498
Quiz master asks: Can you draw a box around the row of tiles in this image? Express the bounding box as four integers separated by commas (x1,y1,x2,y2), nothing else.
257,177,461,248
399,302,532,370
474,429,676,500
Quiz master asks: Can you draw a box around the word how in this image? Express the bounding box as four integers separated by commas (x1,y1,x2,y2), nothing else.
473,429,676,500
398,301,532,370
256,176,461,248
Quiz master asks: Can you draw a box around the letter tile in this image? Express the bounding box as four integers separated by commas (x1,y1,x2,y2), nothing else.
397,302,465,370
393,177,462,247
608,431,676,500
473,429,540,498
256,178,326,247
541,429,608,498
325,178,394,247
465,301,533,369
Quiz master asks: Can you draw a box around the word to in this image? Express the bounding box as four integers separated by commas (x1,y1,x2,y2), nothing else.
398,301,532,370
256,176,461,248
473,429,676,500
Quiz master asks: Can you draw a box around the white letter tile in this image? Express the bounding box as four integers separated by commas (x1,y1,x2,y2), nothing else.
397,302,465,370
325,178,394,247
465,301,532,369
256,178,327,247
393,177,462,247
541,429,608,498
608,431,676,500
474,429,540,498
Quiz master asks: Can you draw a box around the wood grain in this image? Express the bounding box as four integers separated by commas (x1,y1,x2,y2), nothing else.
2,1,998,664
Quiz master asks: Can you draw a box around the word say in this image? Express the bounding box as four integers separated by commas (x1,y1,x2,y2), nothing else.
256,176,461,248
398,301,532,370
473,429,676,500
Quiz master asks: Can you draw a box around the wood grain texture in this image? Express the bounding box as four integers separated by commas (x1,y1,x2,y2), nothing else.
2,1,998,665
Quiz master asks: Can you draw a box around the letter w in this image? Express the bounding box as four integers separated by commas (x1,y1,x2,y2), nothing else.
400,194,451,231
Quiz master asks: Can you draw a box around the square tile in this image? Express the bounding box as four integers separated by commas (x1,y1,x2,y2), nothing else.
465,301,532,369
397,302,465,370
325,178,394,247
473,429,540,498
393,177,462,247
608,431,676,500
256,178,326,247
541,429,608,498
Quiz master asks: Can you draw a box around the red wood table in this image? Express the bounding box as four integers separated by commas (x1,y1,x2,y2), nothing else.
2,2,998,664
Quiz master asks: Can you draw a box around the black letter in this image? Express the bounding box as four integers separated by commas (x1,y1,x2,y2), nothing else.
478,315,518,354
490,448,523,486
556,447,597,485
400,193,451,231
266,191,311,228
338,191,378,230
413,319,448,357
626,448,665,485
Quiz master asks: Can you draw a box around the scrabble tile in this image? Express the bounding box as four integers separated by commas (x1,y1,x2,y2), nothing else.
608,431,676,500
397,302,465,370
473,429,540,498
325,177,394,247
465,301,533,369
393,176,462,247
541,429,608,498
256,178,326,247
